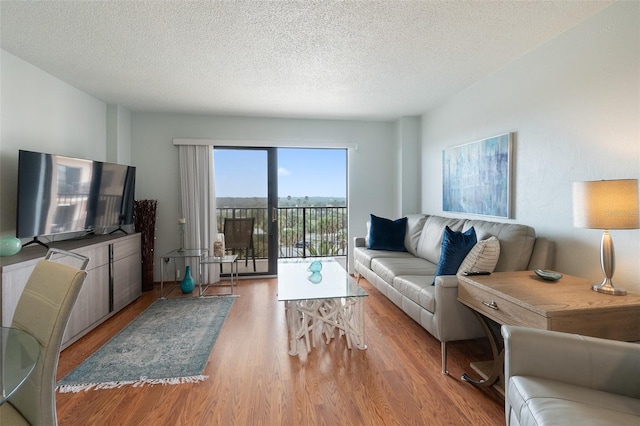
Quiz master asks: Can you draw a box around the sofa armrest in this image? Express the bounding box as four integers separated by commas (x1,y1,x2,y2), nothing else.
354,237,366,248
435,275,460,288
502,325,640,399
433,275,484,342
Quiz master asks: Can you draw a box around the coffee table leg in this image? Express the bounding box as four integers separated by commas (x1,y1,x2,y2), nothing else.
356,297,367,350
285,301,298,356
335,297,367,350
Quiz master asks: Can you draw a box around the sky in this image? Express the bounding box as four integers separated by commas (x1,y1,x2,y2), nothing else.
214,148,347,198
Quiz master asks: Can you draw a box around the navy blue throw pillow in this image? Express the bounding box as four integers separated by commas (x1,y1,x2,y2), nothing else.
432,226,477,285
368,214,408,252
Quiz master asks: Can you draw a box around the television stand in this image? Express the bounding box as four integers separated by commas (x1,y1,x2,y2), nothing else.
22,237,49,250
1,233,142,349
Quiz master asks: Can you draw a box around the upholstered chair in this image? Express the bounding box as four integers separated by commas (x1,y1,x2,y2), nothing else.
0,249,88,426
502,325,640,425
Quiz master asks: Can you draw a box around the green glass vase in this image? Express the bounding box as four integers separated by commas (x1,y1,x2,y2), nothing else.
180,265,194,294
0,237,22,257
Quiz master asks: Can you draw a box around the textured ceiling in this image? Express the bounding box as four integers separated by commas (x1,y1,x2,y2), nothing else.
1,1,613,120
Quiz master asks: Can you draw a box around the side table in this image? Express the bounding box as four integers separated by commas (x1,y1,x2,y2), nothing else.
457,270,640,394
160,248,208,298
200,255,239,296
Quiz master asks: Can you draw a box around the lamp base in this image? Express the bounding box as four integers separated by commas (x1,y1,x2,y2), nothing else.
592,278,627,296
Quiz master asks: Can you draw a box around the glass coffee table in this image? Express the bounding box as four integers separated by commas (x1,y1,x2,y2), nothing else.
277,258,368,355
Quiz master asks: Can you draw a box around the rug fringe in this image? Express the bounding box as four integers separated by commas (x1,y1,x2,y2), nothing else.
56,375,209,393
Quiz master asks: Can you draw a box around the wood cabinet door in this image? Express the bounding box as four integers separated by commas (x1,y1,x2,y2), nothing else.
112,234,142,312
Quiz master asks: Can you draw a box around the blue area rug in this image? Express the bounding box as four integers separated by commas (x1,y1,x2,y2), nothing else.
57,296,235,393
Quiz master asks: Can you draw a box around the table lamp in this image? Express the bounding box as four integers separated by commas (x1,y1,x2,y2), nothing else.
572,179,639,295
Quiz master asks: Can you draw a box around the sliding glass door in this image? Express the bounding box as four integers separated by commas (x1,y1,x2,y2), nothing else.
276,148,348,261
214,146,347,276
214,147,277,276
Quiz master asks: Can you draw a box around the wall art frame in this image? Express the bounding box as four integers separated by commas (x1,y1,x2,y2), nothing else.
442,132,513,218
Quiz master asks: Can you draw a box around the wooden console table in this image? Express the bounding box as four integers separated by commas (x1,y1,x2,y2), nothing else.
457,271,640,394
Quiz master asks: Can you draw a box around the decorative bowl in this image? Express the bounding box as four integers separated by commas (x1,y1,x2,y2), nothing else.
534,269,563,282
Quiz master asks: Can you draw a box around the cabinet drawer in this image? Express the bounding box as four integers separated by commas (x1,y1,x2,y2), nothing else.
73,245,109,269
112,234,141,261
458,282,547,329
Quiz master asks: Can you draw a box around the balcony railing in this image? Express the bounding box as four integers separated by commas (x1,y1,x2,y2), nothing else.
216,206,347,260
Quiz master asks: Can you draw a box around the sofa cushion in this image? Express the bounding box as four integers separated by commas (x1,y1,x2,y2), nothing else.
457,236,500,274
371,257,436,285
404,214,428,256
464,219,536,271
354,247,414,271
393,275,436,313
368,214,407,251
416,216,466,263
508,376,640,426
433,226,477,284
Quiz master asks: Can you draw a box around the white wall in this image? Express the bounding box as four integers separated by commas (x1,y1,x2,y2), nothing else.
395,116,421,216
0,49,108,236
421,2,640,291
131,113,397,277
107,105,132,165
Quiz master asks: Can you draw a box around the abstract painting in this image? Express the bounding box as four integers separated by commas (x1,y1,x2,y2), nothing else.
442,133,513,218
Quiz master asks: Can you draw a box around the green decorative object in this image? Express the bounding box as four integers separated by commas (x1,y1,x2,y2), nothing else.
0,237,22,256
308,271,323,284
307,260,322,273
180,265,195,293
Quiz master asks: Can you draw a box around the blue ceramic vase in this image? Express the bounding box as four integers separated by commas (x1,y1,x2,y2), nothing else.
180,265,195,293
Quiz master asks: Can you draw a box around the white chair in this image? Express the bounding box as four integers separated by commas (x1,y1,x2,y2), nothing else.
0,248,88,426
502,325,640,426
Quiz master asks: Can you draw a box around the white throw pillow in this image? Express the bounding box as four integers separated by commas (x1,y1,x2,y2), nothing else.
457,236,500,274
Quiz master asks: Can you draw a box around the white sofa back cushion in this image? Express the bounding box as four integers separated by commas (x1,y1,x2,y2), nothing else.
465,219,536,271
404,214,427,256
414,216,537,273
416,216,465,264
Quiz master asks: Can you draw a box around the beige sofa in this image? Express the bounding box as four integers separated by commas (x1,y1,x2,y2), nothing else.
502,325,640,425
353,214,553,374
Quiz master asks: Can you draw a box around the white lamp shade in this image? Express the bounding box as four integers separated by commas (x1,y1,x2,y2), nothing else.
572,179,639,229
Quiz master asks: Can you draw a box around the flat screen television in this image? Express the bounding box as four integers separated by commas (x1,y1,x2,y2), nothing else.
16,150,136,245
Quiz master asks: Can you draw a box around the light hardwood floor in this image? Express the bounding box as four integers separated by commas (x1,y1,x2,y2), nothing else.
56,277,504,425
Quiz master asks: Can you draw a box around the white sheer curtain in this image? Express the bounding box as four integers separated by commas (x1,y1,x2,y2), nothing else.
179,145,219,284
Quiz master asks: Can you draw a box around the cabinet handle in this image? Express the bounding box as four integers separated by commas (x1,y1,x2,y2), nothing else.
482,300,499,310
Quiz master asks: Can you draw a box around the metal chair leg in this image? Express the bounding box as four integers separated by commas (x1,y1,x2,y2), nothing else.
441,341,448,375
